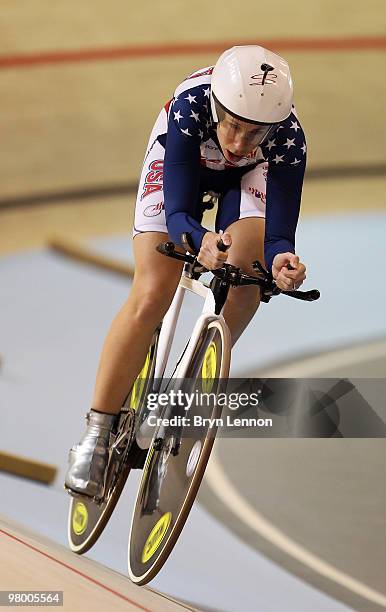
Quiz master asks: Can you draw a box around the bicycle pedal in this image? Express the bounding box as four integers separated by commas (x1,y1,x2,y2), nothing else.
64,484,104,505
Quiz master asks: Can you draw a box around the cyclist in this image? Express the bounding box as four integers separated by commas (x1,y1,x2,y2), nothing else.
65,45,307,498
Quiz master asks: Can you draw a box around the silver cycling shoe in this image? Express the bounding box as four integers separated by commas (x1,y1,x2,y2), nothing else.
64,410,117,499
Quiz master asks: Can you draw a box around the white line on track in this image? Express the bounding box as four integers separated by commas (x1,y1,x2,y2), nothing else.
205,447,386,608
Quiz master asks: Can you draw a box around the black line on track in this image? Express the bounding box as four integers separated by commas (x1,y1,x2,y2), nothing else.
0,164,385,211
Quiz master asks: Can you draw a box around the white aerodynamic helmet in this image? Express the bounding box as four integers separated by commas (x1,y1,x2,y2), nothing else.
211,45,294,125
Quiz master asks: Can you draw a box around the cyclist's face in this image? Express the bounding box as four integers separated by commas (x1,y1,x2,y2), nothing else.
217,113,272,164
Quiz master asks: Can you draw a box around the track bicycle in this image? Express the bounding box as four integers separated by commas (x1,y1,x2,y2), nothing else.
67,236,320,585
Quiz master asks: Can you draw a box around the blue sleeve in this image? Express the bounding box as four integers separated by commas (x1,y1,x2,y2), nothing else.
262,113,307,272
163,94,208,251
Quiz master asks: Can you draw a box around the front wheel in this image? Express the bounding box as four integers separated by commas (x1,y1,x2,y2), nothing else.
128,319,230,585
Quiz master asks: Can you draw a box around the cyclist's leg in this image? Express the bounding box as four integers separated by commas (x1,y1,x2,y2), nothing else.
215,163,267,346
91,231,183,414
92,105,177,414
65,232,183,495
222,218,265,345
65,106,183,495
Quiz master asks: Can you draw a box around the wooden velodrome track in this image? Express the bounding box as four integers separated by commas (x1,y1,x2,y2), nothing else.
0,0,385,254
0,514,197,611
0,2,385,610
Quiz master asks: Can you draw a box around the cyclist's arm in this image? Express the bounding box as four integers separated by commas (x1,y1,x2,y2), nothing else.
163,101,208,252
263,116,307,272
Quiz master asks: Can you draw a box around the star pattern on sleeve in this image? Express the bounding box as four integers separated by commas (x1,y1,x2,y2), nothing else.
185,93,197,104
171,85,212,141
190,110,200,122
272,154,285,164
266,139,276,151
261,113,307,167
284,138,295,149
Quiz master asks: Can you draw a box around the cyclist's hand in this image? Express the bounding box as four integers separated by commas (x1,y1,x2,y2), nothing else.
272,253,306,291
198,232,232,269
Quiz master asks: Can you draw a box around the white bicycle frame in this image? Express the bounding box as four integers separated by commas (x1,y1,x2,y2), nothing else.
135,266,231,449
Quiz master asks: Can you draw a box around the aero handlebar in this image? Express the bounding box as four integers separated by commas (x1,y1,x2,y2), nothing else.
156,241,320,303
